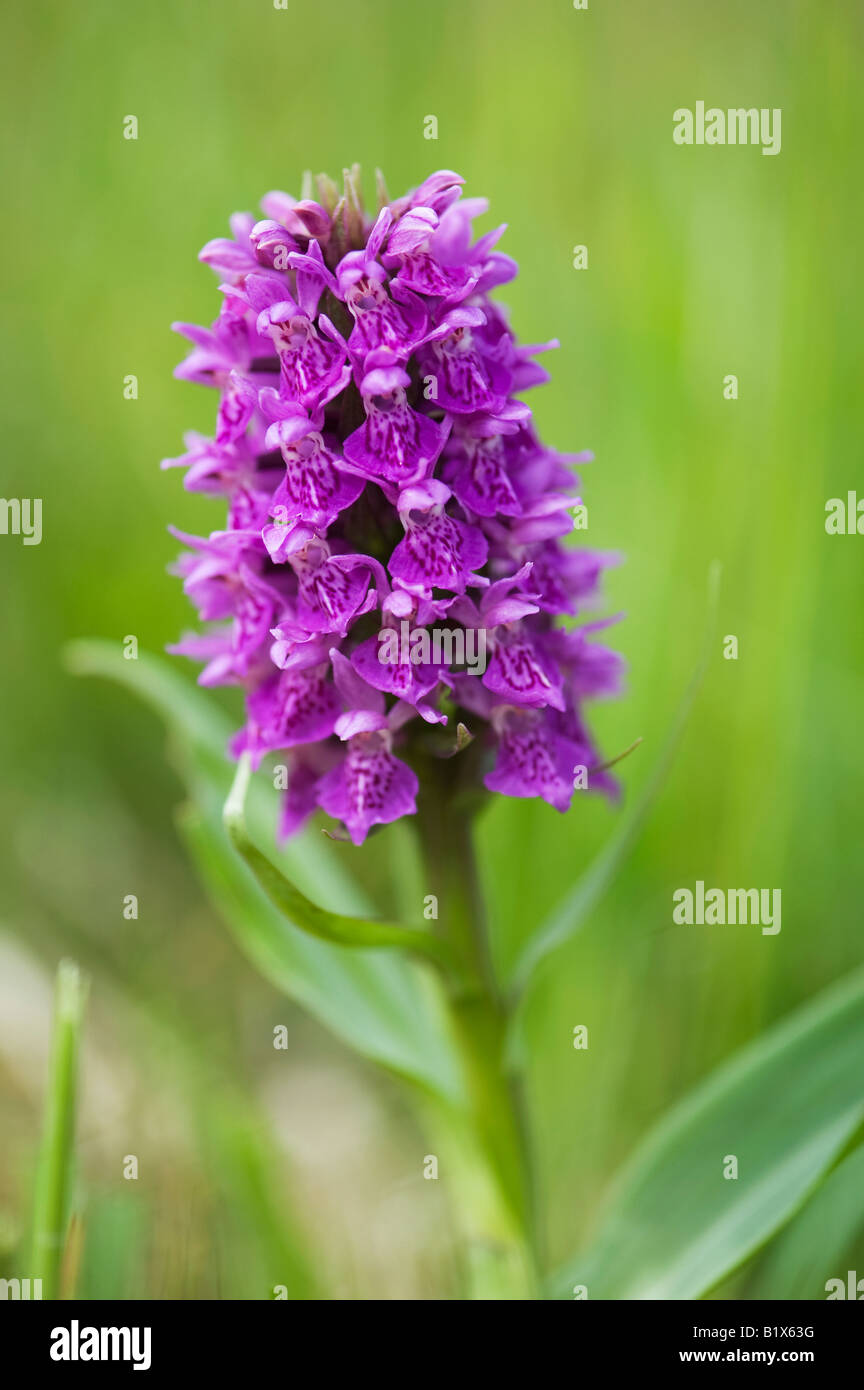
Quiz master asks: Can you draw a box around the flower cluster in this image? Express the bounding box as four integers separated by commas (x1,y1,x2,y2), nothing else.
165,168,622,844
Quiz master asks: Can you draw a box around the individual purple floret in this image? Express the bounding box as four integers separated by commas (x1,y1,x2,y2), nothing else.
165,167,622,843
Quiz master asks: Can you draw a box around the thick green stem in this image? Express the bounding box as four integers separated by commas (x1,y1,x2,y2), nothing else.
414,773,537,1299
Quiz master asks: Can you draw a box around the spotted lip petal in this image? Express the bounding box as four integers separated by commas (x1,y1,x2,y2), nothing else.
442,430,522,518
415,308,511,416
350,629,446,707
291,551,378,637
317,733,419,846
259,299,348,407
236,665,342,767
339,260,428,366
484,708,586,813
343,355,451,485
389,506,489,597
165,168,622,843
482,632,566,711
265,414,365,530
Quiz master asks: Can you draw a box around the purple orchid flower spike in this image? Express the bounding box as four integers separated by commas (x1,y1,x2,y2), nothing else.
157,170,639,1313
165,167,623,844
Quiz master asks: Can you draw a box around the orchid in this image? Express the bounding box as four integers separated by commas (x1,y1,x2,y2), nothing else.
165,167,622,846
151,167,631,1299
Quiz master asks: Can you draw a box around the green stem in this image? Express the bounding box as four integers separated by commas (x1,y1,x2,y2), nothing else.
414,772,537,1299
28,960,88,1301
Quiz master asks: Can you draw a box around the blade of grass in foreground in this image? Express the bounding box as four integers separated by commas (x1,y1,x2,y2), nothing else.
28,959,88,1301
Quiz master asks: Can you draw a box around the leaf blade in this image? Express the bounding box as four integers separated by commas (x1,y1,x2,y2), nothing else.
551,966,864,1300
748,1143,864,1300
67,641,465,1106
178,805,462,1101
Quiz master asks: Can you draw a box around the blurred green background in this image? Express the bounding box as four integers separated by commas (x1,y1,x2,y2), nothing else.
1,0,862,1298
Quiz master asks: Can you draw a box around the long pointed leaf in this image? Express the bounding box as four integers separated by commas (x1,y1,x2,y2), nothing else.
748,1143,864,1300
65,640,365,915
179,806,462,1100
551,965,864,1299
66,641,464,1106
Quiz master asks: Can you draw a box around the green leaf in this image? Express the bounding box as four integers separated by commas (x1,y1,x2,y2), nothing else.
178,805,460,1097
550,965,864,1300
65,639,366,915
748,1143,864,1300
66,641,464,1107
510,560,722,1000
224,753,459,975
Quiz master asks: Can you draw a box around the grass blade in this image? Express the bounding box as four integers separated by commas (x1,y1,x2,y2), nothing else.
28,959,88,1300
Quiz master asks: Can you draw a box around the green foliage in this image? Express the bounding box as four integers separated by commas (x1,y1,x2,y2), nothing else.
28,961,88,1301
552,968,864,1299
68,641,464,1106
747,1144,864,1301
